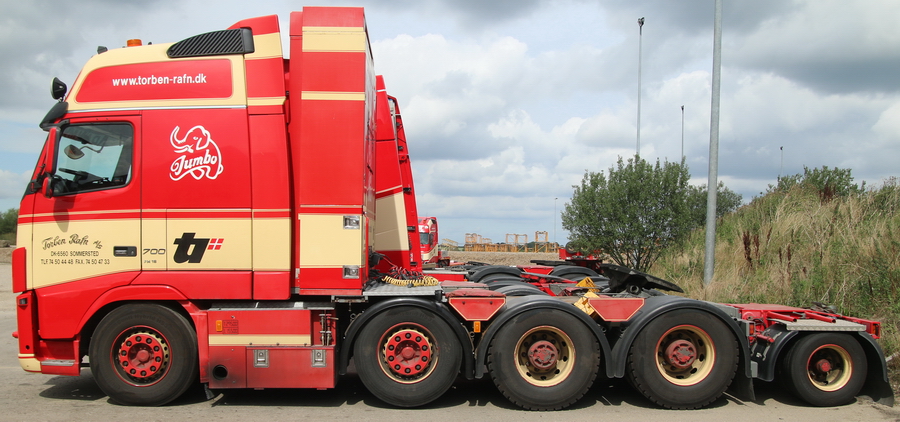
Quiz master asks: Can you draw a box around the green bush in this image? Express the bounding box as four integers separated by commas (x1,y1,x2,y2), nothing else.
0,208,17,236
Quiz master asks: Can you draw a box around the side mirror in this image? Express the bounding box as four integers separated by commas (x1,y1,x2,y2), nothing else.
42,175,54,198
64,144,85,160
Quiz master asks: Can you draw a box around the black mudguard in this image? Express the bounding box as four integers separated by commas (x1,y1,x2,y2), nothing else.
756,325,894,406
338,297,476,379
609,295,755,402
473,295,615,379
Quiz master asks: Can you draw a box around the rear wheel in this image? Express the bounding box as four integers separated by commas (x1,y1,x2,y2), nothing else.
89,304,198,406
354,306,461,407
626,309,738,409
782,333,866,406
487,309,600,410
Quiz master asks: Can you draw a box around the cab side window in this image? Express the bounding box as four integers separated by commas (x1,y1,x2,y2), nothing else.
53,124,133,195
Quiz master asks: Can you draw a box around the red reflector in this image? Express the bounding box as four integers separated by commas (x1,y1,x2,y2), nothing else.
587,297,645,322
11,331,18,339
446,289,505,321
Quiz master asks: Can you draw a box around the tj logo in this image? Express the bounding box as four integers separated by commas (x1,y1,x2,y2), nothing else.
173,233,224,263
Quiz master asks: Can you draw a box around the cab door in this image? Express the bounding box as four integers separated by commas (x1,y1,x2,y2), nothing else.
29,116,141,290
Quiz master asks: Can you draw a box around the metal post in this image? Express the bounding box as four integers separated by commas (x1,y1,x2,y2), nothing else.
780,146,784,179
681,105,685,161
703,0,722,286
554,197,558,244
636,17,644,156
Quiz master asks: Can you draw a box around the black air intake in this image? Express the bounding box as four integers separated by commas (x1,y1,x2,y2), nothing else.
167,27,255,58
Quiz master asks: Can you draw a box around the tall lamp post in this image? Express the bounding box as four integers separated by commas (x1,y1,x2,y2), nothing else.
681,105,685,161
636,17,644,156
703,0,722,286
554,197,558,244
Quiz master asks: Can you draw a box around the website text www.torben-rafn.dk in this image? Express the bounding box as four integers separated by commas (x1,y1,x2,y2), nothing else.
111,73,208,87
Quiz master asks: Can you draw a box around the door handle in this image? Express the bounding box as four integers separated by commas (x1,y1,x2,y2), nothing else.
113,246,137,257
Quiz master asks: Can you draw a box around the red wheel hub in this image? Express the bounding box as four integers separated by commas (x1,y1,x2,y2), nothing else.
527,340,558,370
815,358,833,373
117,331,167,381
664,339,697,369
384,329,432,377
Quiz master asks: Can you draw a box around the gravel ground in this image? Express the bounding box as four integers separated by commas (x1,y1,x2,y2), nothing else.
443,251,558,266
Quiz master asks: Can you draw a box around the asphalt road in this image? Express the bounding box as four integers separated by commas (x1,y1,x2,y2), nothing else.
1,263,897,421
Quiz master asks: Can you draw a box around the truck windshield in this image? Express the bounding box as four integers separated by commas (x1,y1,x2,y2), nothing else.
53,123,133,195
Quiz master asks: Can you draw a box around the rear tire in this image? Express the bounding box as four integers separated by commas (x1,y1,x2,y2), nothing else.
549,265,599,281
354,306,461,407
487,309,600,410
626,309,738,409
782,333,866,406
493,284,547,296
89,304,198,406
468,265,522,283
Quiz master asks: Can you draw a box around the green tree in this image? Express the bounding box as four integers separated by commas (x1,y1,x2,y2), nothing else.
686,182,743,229
767,165,864,200
562,156,692,271
0,208,18,235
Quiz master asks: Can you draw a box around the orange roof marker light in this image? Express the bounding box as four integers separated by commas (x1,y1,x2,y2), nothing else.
126,39,142,47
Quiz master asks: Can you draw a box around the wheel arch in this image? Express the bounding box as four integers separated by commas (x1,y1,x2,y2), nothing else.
474,295,613,379
610,296,754,400
78,298,196,358
338,297,475,379
759,327,894,406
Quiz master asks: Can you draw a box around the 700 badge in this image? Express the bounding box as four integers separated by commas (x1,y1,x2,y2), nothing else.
143,248,165,264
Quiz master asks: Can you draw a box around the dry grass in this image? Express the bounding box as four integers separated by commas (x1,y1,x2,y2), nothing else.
652,181,900,390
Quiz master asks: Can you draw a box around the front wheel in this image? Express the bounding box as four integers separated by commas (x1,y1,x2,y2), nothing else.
626,309,738,409
487,309,600,410
353,306,461,407
89,304,198,406
782,333,866,406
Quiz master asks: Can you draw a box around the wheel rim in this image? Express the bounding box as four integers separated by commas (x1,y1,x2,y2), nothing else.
378,323,437,384
514,326,575,387
655,325,715,386
806,344,852,392
112,326,171,386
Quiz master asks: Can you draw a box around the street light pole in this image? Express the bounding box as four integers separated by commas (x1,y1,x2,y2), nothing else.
780,146,784,179
681,105,685,161
554,197,558,244
703,0,722,287
636,17,644,156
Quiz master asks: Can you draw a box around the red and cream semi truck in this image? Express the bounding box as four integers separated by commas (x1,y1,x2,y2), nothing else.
417,216,446,266
11,7,893,410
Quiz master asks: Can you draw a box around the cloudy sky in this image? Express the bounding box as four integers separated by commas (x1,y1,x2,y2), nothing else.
2,0,898,245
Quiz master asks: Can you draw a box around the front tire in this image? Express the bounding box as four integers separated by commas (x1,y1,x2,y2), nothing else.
487,309,600,410
782,333,866,406
626,309,738,409
89,304,198,406
353,306,462,407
